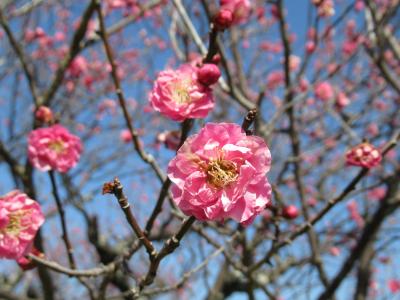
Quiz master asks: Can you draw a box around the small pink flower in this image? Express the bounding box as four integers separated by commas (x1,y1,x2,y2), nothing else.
35,106,53,123
305,40,316,53
120,129,133,143
67,56,88,78
354,0,364,11
0,190,45,259
149,64,214,122
312,0,335,17
389,279,400,293
197,64,221,86
288,55,301,71
168,123,272,225
220,0,251,24
345,142,382,169
329,246,340,256
266,70,284,90
314,81,334,101
28,124,83,173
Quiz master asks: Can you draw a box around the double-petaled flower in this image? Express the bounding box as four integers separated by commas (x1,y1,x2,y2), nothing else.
168,123,272,225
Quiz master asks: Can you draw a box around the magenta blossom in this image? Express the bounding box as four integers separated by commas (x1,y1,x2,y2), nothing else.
149,64,214,122
0,190,45,259
28,124,83,173
167,123,272,225
345,142,381,168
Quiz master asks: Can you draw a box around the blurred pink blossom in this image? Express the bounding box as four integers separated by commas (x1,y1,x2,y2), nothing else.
0,190,44,259
28,124,83,173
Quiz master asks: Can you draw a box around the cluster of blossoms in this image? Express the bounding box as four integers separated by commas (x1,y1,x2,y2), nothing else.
0,191,44,260
167,123,272,225
28,124,82,173
148,4,272,225
345,142,382,169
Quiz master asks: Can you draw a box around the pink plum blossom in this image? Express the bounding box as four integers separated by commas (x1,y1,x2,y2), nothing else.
167,123,272,225
288,55,301,71
220,0,251,24
120,129,133,143
389,279,400,293
266,70,284,90
149,64,214,122
28,124,83,173
0,190,45,259
67,56,88,78
312,0,335,17
345,142,382,169
314,81,334,101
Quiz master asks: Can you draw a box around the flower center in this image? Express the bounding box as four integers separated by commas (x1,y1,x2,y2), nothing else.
48,140,65,154
206,159,238,189
0,211,26,236
171,80,192,104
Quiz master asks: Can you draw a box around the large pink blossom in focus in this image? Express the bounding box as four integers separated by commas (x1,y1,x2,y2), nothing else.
28,124,82,173
220,0,251,24
0,190,45,259
149,64,214,122
168,123,272,225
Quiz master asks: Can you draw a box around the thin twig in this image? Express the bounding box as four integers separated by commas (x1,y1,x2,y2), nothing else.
102,178,157,260
49,171,76,269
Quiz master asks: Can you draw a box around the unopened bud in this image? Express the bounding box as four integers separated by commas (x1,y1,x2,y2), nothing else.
197,64,221,86
213,9,233,30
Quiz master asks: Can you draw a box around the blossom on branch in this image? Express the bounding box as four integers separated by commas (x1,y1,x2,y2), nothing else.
345,142,382,169
220,0,251,25
0,191,45,260
167,123,272,225
28,124,83,173
149,64,214,122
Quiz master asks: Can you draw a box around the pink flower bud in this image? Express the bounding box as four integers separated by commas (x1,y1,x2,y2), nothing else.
354,0,364,12
329,247,341,256
214,9,233,30
345,142,382,168
197,64,221,86
282,205,299,219
17,247,44,271
120,129,133,143
35,106,53,123
314,81,334,101
305,40,316,53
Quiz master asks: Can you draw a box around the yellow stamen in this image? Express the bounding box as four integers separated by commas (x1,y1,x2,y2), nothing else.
48,140,65,154
206,159,238,189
